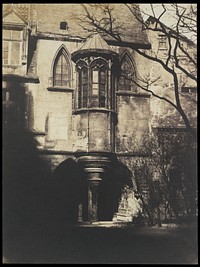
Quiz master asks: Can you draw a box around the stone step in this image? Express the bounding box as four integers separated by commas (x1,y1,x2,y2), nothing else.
76,221,133,228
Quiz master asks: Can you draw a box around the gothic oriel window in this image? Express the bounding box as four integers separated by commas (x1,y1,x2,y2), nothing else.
3,28,23,65
119,54,135,91
76,59,108,109
53,49,71,87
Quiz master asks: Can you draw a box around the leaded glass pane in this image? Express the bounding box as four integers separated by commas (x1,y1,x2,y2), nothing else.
12,30,22,39
82,68,88,84
83,84,88,108
92,70,98,83
54,52,71,86
100,69,106,84
55,80,62,86
3,29,11,39
11,42,20,64
3,41,9,63
119,55,134,91
78,71,82,108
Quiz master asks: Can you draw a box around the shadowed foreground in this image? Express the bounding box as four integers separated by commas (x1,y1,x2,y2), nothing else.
3,224,197,264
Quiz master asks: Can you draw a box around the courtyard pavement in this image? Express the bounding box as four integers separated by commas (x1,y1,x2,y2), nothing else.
3,223,198,264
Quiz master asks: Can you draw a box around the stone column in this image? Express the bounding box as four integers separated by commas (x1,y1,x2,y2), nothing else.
84,167,104,222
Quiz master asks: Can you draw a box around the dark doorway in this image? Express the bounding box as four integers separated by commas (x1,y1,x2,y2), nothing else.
51,158,86,226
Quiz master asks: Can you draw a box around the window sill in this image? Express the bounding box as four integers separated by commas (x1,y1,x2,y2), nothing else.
47,86,74,92
73,108,117,115
31,130,46,136
3,64,21,67
116,91,150,97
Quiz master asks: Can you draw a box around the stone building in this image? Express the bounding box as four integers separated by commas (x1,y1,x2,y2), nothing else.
145,16,197,130
2,4,196,224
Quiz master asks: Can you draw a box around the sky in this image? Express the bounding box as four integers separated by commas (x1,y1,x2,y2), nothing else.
139,4,190,25
139,4,196,42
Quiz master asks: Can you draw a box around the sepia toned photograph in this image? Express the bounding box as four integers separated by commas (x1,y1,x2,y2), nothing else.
2,3,197,264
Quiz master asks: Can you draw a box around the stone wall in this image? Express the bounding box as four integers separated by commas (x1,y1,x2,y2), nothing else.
39,153,75,173
116,94,150,153
28,39,80,150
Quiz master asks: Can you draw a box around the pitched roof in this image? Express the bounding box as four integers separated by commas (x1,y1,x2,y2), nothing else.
3,4,29,24
3,8,28,25
32,4,150,48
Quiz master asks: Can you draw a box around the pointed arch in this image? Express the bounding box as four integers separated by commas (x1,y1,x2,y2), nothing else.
90,58,108,108
52,45,72,87
75,57,109,109
119,51,136,91
76,60,88,108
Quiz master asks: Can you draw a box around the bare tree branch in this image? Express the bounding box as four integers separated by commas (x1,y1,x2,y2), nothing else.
76,3,196,138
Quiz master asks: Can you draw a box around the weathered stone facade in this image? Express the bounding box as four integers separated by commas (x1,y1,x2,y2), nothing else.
145,17,197,129
3,4,196,223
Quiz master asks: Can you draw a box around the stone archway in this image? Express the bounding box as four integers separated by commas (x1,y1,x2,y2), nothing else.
51,155,134,225
51,158,86,226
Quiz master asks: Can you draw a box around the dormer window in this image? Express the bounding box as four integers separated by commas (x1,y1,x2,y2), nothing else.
3,28,23,65
60,21,68,30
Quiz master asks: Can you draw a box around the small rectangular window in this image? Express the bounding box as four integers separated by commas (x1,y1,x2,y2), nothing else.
181,87,189,93
181,87,197,93
158,34,167,49
60,22,68,30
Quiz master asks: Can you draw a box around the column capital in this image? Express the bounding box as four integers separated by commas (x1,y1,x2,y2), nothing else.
77,155,111,169
84,167,104,183
84,167,104,173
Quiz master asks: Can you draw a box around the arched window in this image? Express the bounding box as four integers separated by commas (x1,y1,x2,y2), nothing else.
77,61,88,108
91,59,108,108
119,54,135,91
53,48,71,87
